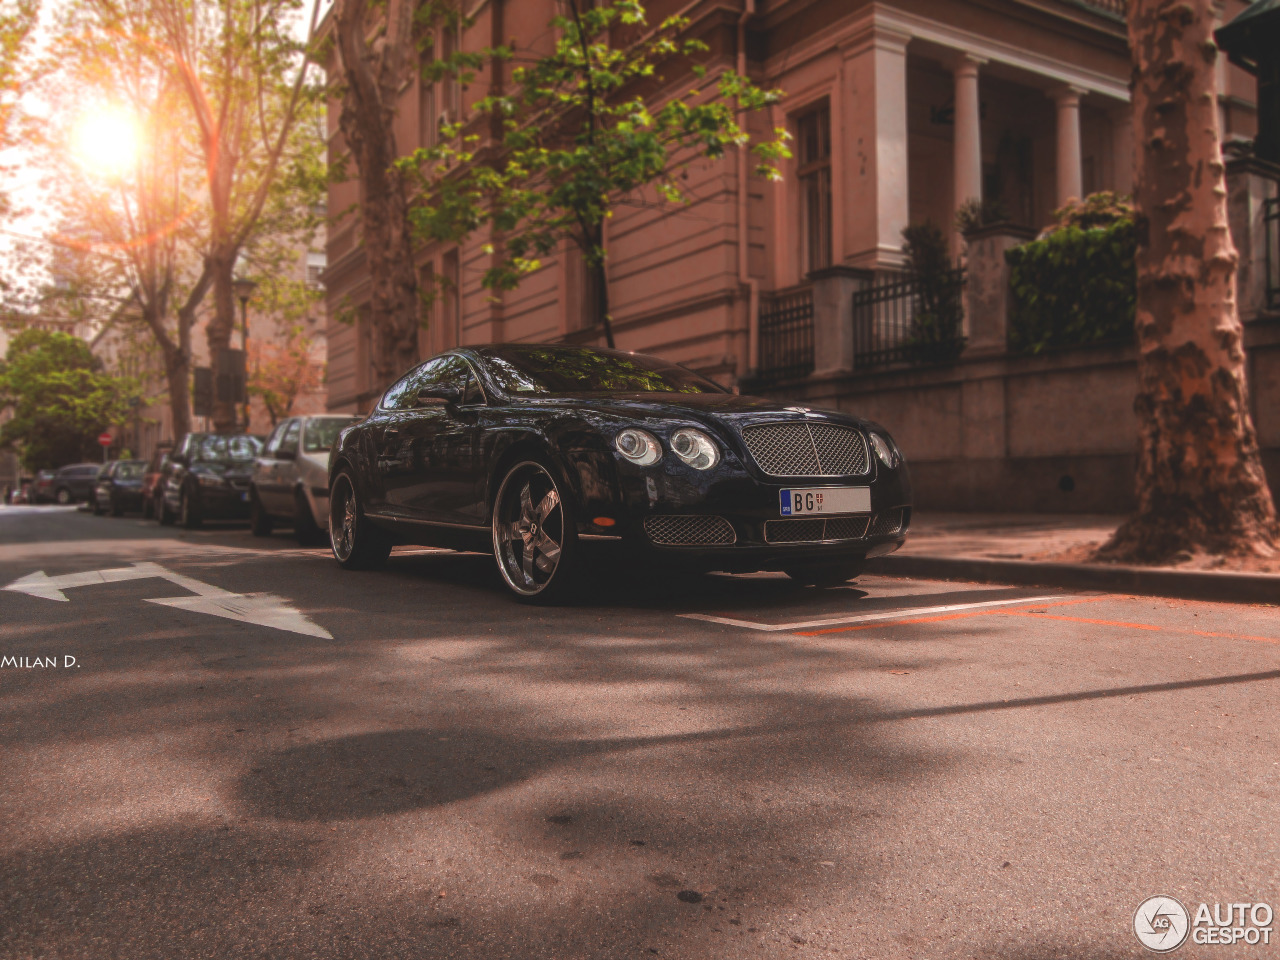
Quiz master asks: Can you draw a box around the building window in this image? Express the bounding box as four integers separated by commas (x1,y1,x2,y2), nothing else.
442,248,461,345
796,102,832,274
306,250,326,288
418,66,436,150
440,22,460,127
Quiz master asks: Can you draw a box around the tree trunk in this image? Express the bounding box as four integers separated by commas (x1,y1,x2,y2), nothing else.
1101,0,1278,562
334,0,420,395
163,345,192,441
206,253,238,433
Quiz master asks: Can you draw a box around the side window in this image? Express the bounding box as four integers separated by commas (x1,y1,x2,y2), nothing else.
416,356,470,399
460,362,486,406
279,420,301,456
264,422,289,457
381,359,445,410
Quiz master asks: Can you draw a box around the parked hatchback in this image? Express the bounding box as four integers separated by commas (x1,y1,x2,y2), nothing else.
250,414,359,543
157,433,264,528
47,464,101,504
92,459,147,516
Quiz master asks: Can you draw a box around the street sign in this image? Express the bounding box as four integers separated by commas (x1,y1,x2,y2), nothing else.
193,367,213,417
217,349,247,405
97,432,112,447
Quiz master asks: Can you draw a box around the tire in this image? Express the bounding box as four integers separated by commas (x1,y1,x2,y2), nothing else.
328,470,392,570
294,488,323,545
55,488,72,505
491,458,581,603
783,561,865,588
249,490,273,537
179,486,203,529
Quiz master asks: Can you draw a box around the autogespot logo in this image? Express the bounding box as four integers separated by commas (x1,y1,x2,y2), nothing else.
1134,896,1191,952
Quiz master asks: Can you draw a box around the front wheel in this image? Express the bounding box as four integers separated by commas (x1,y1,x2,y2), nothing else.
329,471,392,570
249,490,273,537
179,487,202,529
783,561,865,588
491,459,580,603
55,488,71,505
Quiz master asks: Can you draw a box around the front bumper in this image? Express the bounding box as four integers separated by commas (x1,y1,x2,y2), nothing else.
573,458,912,572
192,484,253,518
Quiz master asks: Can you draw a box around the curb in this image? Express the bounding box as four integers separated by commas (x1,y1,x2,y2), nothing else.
864,554,1280,605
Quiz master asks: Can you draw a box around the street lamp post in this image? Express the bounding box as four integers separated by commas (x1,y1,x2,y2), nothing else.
233,277,258,432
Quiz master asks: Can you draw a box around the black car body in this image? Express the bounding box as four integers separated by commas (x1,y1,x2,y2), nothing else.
46,464,101,504
328,345,911,600
92,459,146,515
158,433,263,528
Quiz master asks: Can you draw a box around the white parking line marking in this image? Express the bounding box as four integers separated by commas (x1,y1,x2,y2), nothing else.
679,594,1068,633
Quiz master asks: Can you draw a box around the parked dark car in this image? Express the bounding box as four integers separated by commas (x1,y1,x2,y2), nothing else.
92,459,147,516
41,463,102,505
140,446,172,519
157,433,264,528
250,415,360,543
327,344,911,601
29,470,56,503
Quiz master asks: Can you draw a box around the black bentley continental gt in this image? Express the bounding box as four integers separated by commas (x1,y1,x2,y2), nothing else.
328,344,911,601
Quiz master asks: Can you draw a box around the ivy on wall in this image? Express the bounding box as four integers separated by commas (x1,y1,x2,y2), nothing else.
1005,193,1136,354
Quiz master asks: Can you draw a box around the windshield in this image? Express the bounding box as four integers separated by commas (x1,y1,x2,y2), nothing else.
193,435,262,462
115,461,145,480
303,417,359,453
479,346,726,396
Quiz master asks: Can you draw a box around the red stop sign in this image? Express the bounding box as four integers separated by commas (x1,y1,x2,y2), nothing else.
98,432,113,447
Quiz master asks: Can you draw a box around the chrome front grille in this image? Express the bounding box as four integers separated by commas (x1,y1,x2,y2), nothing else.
764,515,871,544
741,422,869,477
868,509,904,537
644,515,737,546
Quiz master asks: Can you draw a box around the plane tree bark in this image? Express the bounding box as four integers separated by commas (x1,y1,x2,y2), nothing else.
1100,0,1279,562
332,0,421,396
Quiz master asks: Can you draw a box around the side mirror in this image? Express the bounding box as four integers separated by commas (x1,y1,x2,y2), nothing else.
416,384,462,407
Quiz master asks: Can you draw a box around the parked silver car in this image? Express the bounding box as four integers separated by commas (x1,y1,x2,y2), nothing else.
250,414,359,543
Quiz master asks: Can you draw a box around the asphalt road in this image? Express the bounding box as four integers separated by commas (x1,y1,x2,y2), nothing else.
1,505,1278,960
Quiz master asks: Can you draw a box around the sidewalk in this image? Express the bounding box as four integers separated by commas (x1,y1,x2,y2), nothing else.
866,512,1280,604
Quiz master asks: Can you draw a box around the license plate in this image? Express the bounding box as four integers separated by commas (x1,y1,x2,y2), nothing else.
780,486,870,516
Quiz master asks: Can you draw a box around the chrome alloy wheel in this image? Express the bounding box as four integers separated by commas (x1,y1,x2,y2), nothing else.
330,476,358,563
493,461,566,598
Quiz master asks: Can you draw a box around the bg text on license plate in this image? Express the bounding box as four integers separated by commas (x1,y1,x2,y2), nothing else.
779,486,871,516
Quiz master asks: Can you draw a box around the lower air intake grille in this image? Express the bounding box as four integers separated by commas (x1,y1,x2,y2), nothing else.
868,509,904,537
644,515,736,546
764,515,871,544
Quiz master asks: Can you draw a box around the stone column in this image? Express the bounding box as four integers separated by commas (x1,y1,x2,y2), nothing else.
1110,103,1134,196
810,265,873,376
1051,85,1086,207
1225,155,1280,321
841,22,912,269
953,54,985,215
961,224,1037,355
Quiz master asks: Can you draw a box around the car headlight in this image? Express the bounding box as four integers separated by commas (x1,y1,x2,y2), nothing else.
196,473,226,487
615,428,662,466
869,432,900,468
669,428,720,470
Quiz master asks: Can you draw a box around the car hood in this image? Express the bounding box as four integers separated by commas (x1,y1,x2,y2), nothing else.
529,393,874,432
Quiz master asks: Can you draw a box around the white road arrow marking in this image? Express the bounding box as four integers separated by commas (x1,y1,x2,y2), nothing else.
3,562,332,639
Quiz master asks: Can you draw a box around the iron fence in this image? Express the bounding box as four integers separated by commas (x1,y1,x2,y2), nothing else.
851,268,967,369
1266,196,1279,312
755,286,814,384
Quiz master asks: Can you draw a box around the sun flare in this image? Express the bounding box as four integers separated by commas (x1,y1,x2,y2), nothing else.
71,106,142,179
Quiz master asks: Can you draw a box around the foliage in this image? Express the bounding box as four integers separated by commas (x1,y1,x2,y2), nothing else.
400,0,789,346
248,324,323,426
1006,211,1136,354
1042,191,1133,234
0,0,37,219
900,221,965,362
954,197,1011,236
0,328,135,470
